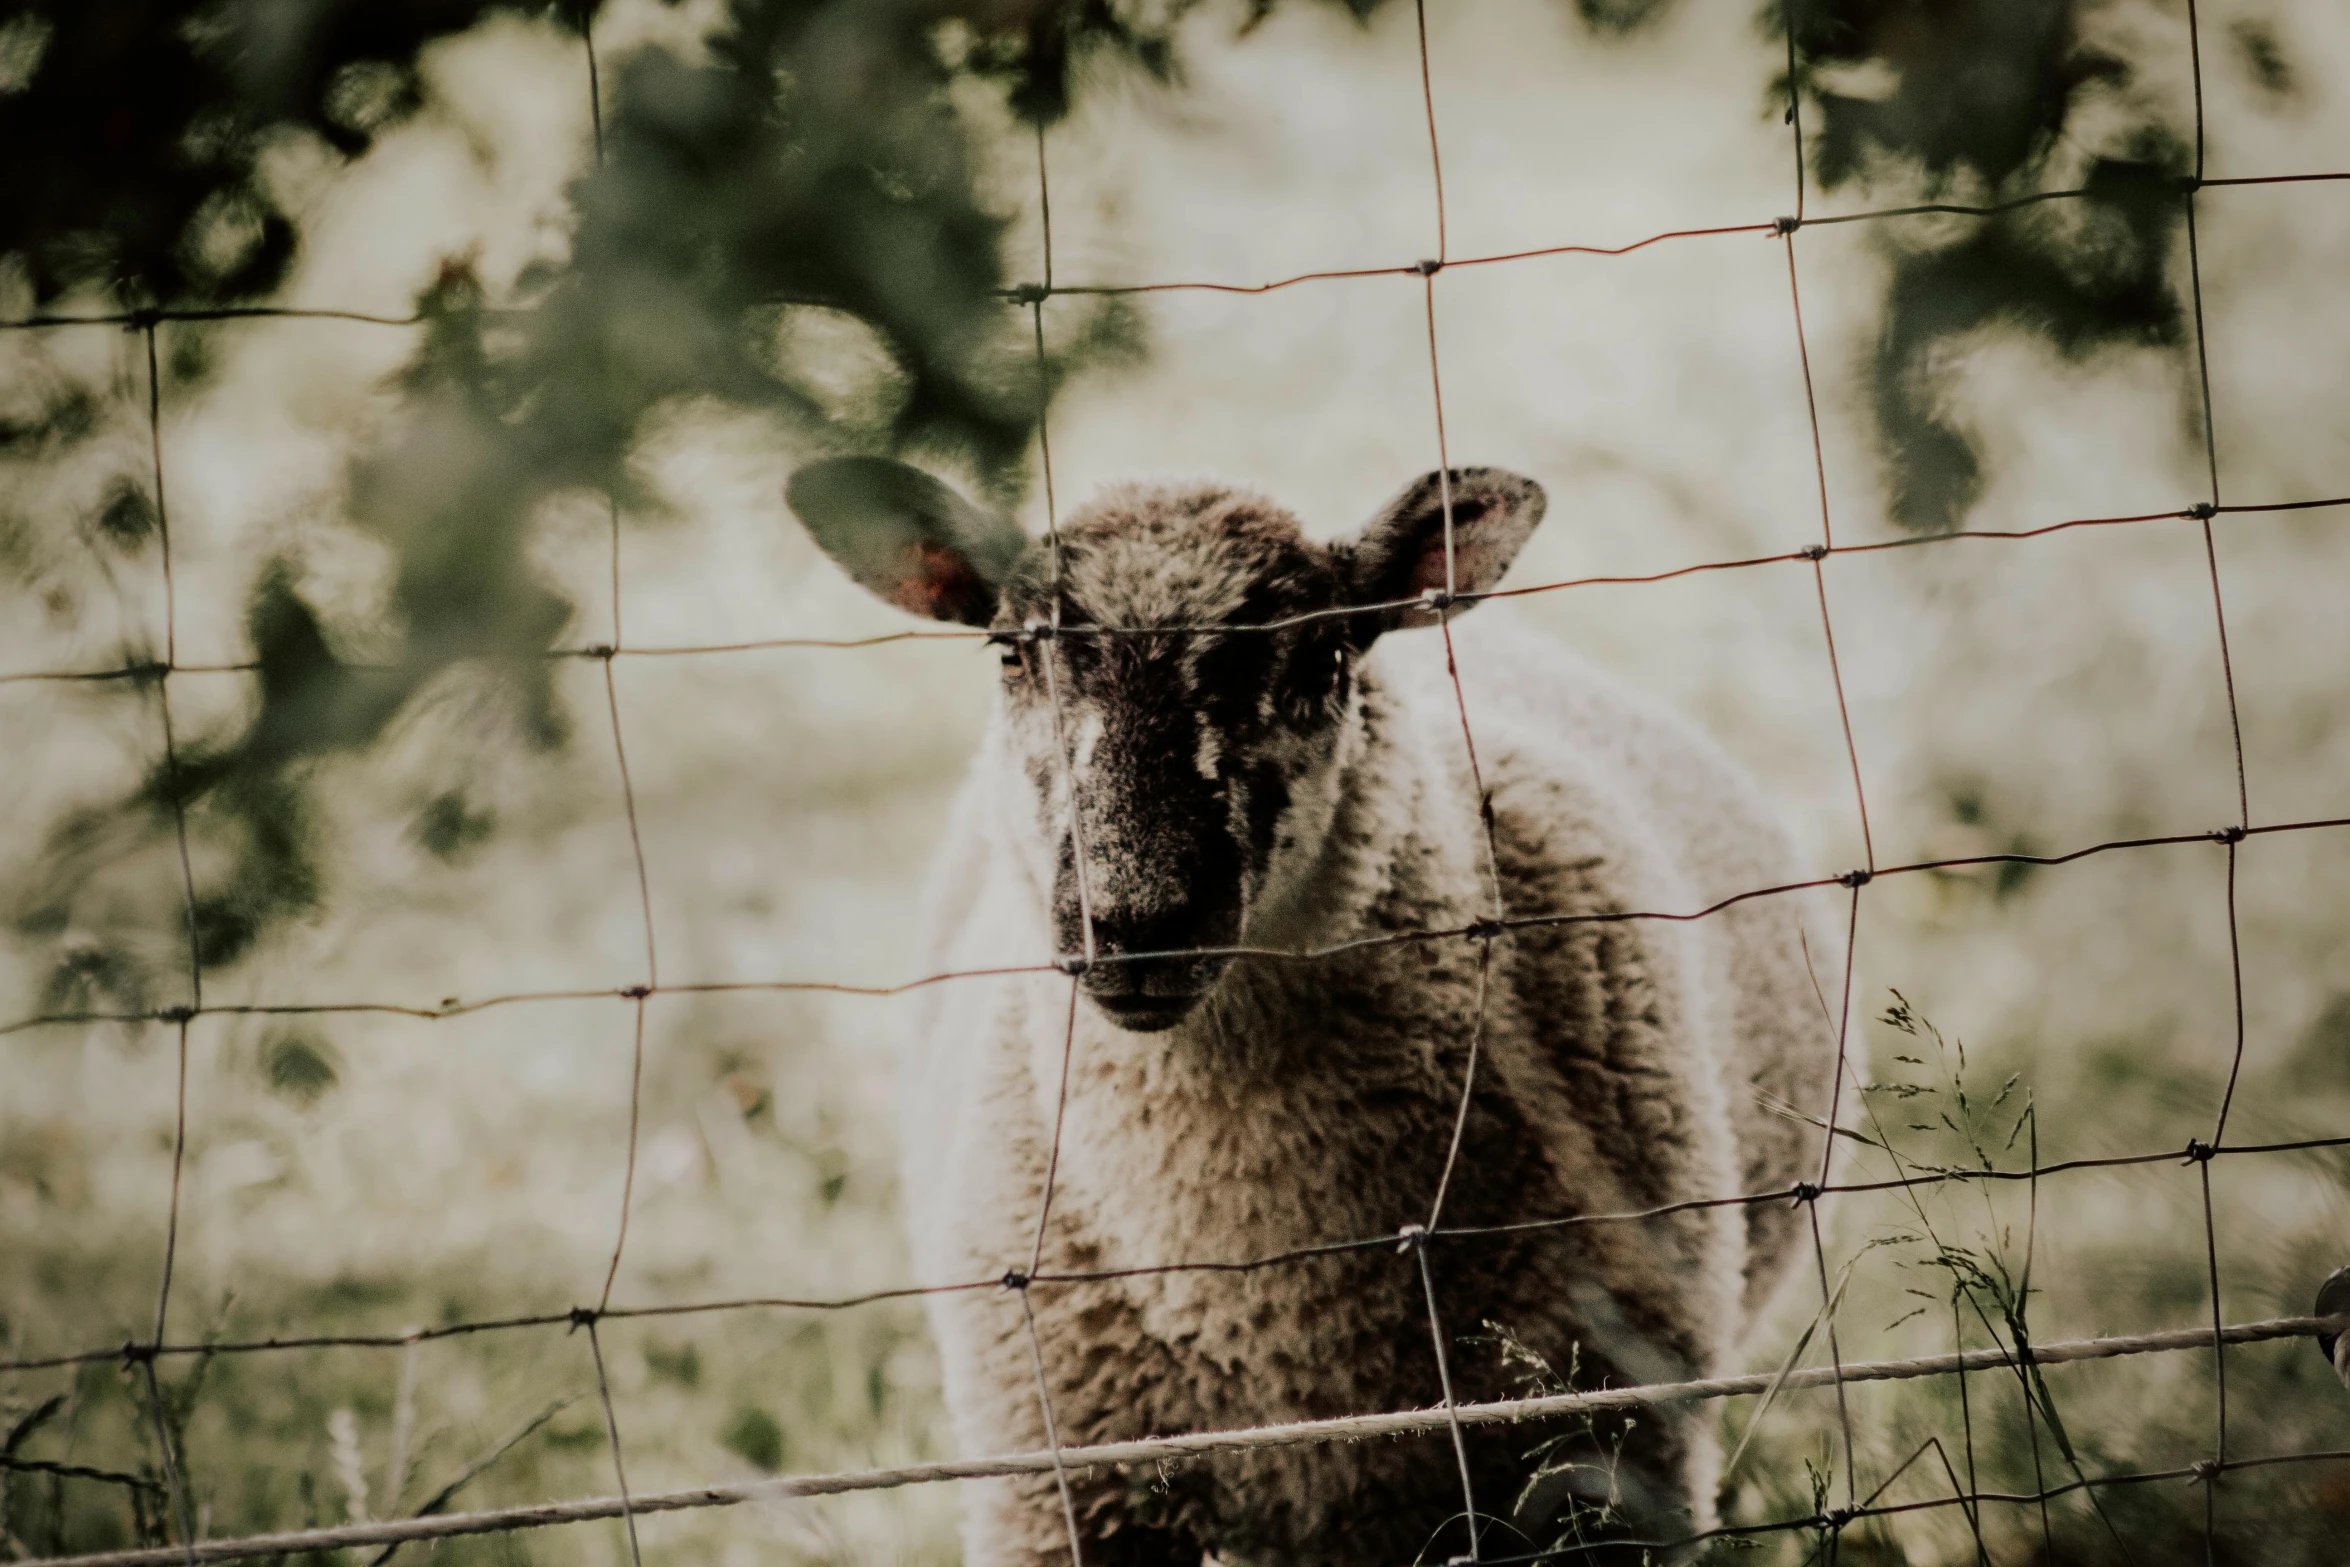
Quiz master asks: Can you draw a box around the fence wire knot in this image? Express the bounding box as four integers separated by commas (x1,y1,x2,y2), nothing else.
18,20,2350,1562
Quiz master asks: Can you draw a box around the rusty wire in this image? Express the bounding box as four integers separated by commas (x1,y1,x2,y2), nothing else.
5,4,2350,1565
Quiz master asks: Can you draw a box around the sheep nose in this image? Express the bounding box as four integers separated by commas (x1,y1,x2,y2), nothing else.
1069,899,1233,1034
1083,902,1199,961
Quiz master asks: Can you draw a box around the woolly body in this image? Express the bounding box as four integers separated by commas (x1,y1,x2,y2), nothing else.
905,616,1840,1564
786,464,1846,1565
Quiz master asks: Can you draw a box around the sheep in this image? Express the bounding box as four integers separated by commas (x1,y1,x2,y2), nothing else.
787,457,1847,1566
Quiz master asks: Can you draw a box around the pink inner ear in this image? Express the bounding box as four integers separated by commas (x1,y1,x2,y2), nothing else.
888,540,990,623
1408,499,1490,595
1408,544,1456,596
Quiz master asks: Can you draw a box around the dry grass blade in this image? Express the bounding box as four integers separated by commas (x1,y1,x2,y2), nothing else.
365,1398,575,1567
1721,1261,1853,1484
1754,1089,1887,1154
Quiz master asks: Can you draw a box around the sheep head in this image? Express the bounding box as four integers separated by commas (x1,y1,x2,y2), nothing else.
788,458,1546,1031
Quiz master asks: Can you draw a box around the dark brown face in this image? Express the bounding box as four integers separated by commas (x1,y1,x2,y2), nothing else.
785,457,1549,1033
992,498,1359,1030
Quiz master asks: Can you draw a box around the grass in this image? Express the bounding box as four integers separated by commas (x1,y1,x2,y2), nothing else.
7,6,2350,1561
0,930,964,1563
1696,989,2350,1565
8,562,2350,1566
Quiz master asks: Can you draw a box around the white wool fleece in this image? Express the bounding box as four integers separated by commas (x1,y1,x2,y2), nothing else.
896,611,1851,1567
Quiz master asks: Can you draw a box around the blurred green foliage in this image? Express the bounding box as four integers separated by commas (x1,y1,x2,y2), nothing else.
261,1029,342,1105
3,0,1165,1001
0,997,948,1561
1777,0,2194,533
721,1404,785,1471
1719,993,2350,1563
1,14,2332,1556
0,0,2271,1002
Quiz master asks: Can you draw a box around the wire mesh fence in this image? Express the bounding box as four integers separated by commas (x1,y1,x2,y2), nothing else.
5,1,2350,1563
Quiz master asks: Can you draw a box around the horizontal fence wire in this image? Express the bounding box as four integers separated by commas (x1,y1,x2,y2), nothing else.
5,1,2349,1563
15,1313,2346,1567
3,174,2345,330
5,1133,2349,1379
2,493,2347,685
6,816,2350,1036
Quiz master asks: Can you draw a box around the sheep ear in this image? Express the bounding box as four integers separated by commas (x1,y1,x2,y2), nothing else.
1341,467,1546,633
786,458,1027,626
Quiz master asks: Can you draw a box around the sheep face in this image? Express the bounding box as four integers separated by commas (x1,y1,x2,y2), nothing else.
786,459,1547,1031
990,485,1355,1029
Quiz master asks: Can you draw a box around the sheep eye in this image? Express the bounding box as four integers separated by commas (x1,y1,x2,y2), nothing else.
999,647,1024,672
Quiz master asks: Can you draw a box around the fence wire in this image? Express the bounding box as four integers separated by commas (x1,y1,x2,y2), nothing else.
5,1,2350,1564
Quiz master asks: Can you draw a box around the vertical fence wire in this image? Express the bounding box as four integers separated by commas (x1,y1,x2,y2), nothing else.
574,18,649,1567
134,317,201,1566
1411,7,1500,1552
2183,4,2243,1557
584,1319,645,1567
1777,3,1865,1527
5,6,2350,1566
1016,111,1092,1567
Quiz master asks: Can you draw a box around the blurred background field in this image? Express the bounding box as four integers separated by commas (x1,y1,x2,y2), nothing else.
5,0,2350,1561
